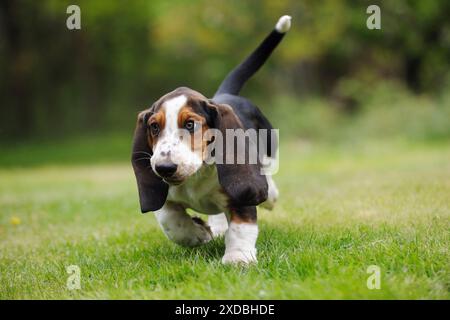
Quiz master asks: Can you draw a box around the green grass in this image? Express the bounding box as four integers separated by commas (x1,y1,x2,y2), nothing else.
0,137,449,299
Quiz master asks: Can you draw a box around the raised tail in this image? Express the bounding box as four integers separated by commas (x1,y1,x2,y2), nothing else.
214,15,292,97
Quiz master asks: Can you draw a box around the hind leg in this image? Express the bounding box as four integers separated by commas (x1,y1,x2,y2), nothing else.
208,213,229,238
154,202,213,247
260,175,279,210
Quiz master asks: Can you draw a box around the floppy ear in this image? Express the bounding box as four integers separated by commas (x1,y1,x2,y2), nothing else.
131,109,168,213
204,101,268,207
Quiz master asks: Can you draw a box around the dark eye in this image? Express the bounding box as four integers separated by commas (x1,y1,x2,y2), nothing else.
150,122,160,135
184,120,197,132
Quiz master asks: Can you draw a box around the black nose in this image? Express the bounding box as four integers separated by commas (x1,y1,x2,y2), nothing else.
155,162,178,177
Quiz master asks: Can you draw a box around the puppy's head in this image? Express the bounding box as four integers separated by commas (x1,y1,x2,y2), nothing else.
132,87,268,213
141,88,213,184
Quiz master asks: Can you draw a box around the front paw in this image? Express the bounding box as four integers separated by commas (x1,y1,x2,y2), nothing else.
169,217,213,247
222,249,257,265
190,217,213,245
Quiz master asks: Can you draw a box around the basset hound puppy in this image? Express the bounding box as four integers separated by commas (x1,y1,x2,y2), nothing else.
131,15,291,264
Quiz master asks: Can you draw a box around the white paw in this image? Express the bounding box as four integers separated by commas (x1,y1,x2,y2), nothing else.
275,15,292,33
260,175,279,210
222,249,257,265
208,214,229,238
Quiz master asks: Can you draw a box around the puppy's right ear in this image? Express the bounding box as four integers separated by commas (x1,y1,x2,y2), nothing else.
131,109,168,213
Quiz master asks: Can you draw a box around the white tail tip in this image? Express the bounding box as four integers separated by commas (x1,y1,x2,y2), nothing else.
275,15,292,33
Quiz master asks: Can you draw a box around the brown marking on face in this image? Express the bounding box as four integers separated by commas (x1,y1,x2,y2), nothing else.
147,110,166,149
177,105,211,159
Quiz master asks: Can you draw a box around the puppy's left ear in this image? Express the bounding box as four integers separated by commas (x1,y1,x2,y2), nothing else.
131,109,168,213
203,100,268,207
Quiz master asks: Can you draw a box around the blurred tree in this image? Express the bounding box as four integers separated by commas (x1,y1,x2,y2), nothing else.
0,0,448,141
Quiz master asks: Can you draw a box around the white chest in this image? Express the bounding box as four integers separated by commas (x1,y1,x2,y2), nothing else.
167,165,228,214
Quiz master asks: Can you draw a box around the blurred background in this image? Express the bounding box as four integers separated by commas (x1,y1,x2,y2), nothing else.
0,0,449,165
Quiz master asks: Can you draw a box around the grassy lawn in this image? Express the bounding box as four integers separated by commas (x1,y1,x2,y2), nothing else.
0,138,449,299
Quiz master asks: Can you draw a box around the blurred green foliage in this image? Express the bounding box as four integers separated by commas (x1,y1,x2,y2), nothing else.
0,0,449,141
265,81,450,143
2,83,449,168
